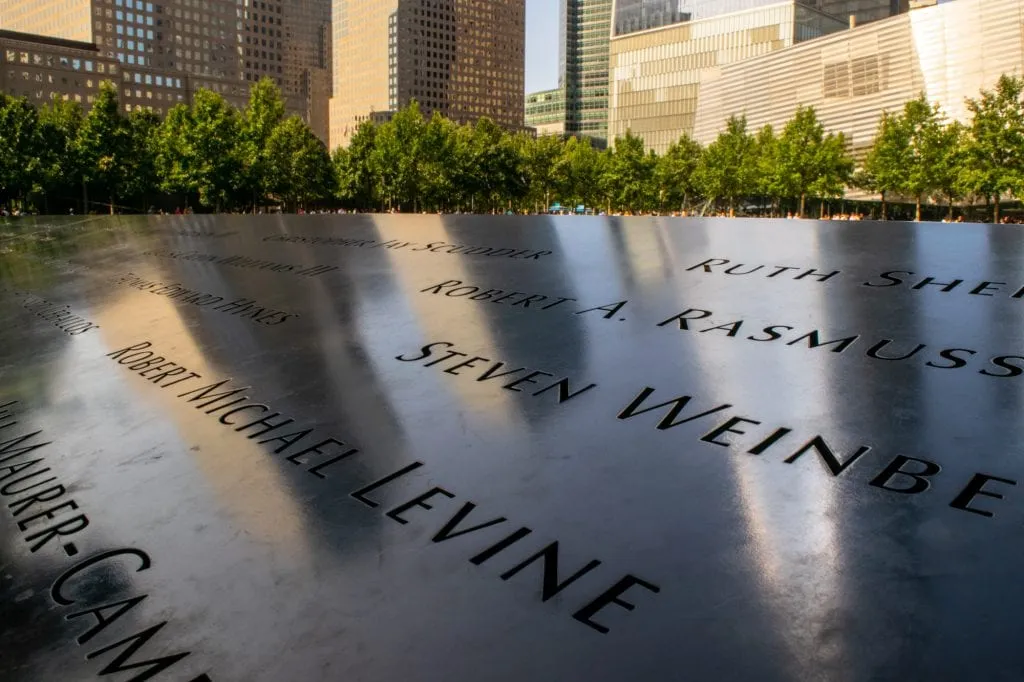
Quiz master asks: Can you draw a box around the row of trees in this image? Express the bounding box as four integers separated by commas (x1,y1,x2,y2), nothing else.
337,75,1024,221
3,75,1024,218
330,102,851,216
0,78,332,214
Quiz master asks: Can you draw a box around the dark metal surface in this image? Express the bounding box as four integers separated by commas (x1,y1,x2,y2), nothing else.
1,214,1022,681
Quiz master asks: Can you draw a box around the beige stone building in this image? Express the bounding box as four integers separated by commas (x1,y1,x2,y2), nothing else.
0,0,332,140
691,0,1024,158
606,0,908,153
330,0,525,150
1,29,118,106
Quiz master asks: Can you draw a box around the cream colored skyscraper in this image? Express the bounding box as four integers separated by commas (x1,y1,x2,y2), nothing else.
0,0,332,141
330,0,525,150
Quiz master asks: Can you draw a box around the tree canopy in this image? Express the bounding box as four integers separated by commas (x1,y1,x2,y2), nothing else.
2,75,1024,222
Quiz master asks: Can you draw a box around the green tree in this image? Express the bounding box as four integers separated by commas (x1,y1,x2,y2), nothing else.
776,106,852,218
37,95,83,212
241,77,286,210
931,120,969,220
77,81,133,213
863,110,910,219
656,134,702,213
155,103,199,206
125,109,161,209
370,102,428,211
524,133,564,212
695,115,756,216
965,74,1024,222
605,130,656,212
555,136,604,211
0,95,45,211
334,120,377,210
418,113,459,212
156,89,242,211
900,96,946,221
752,125,781,216
266,116,333,211
461,117,525,212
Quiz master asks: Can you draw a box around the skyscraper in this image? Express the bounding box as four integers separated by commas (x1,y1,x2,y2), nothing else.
0,0,332,140
330,0,525,150
560,0,613,146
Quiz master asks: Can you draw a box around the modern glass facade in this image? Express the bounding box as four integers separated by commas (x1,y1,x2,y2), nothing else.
613,0,689,36
692,0,1014,161
611,0,906,35
561,0,612,144
525,87,567,136
608,0,848,152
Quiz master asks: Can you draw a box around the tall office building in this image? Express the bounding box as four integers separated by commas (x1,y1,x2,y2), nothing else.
330,0,525,150
560,0,613,145
0,0,332,141
607,0,907,152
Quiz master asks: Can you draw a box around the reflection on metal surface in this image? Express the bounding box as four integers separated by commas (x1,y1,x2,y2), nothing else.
3,214,1024,681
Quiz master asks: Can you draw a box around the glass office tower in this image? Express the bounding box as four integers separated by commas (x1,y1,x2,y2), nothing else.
560,0,613,145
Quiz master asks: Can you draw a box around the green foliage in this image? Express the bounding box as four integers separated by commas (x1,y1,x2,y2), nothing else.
964,74,1024,221
863,110,908,218
776,106,852,217
266,116,333,211
8,74,1024,219
241,78,287,207
77,81,134,213
695,115,756,215
334,120,377,208
605,131,656,212
37,96,84,208
557,136,604,209
524,133,564,210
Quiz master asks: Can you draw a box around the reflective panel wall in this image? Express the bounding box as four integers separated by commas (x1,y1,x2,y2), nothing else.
608,0,847,153
693,0,1023,157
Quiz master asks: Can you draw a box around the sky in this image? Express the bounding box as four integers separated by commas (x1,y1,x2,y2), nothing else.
525,0,561,93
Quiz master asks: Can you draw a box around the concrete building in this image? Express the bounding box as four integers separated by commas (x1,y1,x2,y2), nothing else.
0,0,332,140
330,0,525,150
1,29,118,106
606,0,906,152
692,0,1019,159
525,87,566,136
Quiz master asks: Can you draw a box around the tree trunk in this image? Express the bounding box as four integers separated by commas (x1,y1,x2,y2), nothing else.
880,191,887,220
109,195,115,215
948,193,954,221
915,196,921,222
994,193,1001,223
799,193,806,219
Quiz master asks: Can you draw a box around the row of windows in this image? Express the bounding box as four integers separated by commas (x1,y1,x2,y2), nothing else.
8,70,96,89
123,71,183,88
4,87,93,104
114,0,155,12
3,50,116,76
